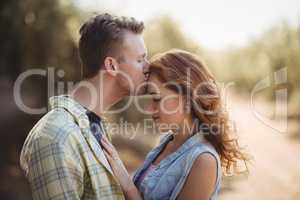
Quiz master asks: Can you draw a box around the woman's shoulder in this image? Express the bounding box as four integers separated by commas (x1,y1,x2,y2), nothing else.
193,141,218,154
183,140,221,174
191,146,219,174
168,140,221,200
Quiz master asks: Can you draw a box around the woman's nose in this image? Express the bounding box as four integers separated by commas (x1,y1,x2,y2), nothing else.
144,102,156,114
143,60,150,80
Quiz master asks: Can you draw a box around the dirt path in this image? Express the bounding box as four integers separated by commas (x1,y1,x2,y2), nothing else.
116,93,300,199
219,94,300,200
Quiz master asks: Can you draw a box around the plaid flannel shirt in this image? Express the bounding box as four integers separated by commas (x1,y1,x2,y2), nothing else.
20,95,125,200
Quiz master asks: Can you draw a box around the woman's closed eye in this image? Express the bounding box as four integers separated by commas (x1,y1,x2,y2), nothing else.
152,95,161,102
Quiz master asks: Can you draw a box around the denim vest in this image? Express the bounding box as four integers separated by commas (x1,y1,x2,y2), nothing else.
132,131,222,200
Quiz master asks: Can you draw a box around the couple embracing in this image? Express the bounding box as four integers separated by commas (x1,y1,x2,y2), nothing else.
20,13,248,200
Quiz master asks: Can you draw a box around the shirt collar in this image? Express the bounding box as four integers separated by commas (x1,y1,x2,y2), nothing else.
48,95,90,129
167,130,206,154
152,131,207,169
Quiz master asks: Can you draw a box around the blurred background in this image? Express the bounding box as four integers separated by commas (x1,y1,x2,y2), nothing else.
1,0,300,199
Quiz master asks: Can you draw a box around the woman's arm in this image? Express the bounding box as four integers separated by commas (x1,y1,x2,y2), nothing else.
177,153,217,200
101,136,143,200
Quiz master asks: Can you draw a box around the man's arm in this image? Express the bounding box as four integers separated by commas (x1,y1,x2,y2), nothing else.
24,136,84,200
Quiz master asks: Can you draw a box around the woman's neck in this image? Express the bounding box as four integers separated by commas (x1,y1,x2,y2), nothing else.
171,116,195,147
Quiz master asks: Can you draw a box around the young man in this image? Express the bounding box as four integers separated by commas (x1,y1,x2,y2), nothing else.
20,13,149,200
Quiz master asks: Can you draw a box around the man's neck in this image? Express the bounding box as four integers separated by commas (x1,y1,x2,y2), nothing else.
70,73,127,117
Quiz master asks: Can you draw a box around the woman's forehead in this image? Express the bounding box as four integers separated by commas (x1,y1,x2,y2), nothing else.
146,77,178,96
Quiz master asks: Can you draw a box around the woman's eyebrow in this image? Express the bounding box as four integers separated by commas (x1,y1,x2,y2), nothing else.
149,91,157,95
148,90,162,96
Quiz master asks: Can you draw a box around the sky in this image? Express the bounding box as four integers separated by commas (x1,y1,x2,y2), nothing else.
75,0,300,49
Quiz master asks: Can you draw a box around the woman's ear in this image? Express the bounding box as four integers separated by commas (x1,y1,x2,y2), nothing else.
104,57,119,77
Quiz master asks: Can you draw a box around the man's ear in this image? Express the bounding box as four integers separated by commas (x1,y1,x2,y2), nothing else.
104,57,119,77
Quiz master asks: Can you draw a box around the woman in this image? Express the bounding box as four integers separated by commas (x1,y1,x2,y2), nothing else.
101,49,249,200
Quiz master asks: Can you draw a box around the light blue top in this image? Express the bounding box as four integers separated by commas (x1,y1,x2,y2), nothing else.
133,132,222,200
